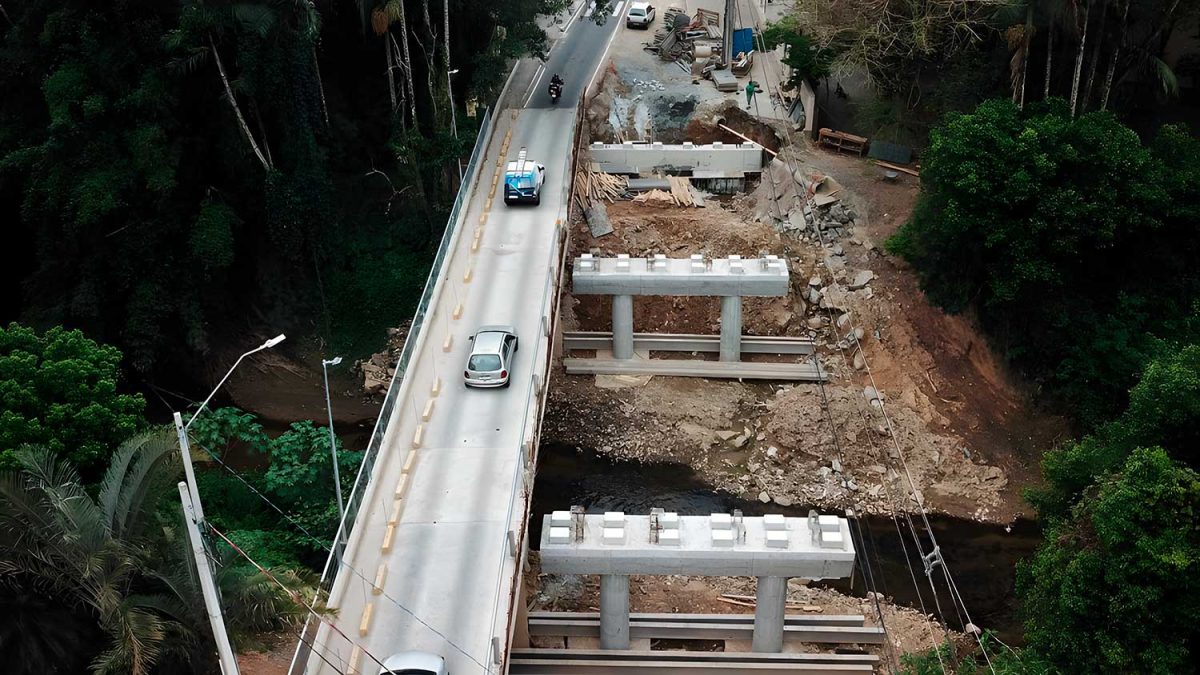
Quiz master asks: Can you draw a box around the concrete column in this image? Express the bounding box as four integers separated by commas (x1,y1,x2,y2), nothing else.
513,583,531,648
720,295,743,362
599,574,630,649
612,295,634,360
752,576,787,652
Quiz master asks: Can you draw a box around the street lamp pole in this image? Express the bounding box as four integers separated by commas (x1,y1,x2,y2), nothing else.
321,356,346,541
447,68,463,182
173,333,285,675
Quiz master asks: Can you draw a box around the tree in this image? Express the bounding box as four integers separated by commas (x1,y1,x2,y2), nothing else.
1018,448,1200,673
0,431,308,674
0,323,145,476
887,100,1200,423
1033,343,1200,519
761,16,838,89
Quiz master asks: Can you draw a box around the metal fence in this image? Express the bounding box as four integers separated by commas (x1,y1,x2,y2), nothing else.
289,106,495,674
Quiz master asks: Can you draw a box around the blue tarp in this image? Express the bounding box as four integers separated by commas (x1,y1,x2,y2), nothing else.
732,28,754,58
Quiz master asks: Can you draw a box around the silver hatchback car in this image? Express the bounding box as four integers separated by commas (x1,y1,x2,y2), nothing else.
378,651,447,675
464,325,518,388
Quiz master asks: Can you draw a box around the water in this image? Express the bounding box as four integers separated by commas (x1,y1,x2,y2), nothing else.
531,443,1040,644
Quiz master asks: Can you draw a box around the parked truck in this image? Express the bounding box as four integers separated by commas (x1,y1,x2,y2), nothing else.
503,148,545,205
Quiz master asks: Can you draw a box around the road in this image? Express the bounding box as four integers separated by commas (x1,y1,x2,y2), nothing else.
302,8,621,675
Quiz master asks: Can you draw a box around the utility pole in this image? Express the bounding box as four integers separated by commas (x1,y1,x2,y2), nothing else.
175,411,205,521
179,482,240,675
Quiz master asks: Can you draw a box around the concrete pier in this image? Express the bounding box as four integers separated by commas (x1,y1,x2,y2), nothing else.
720,296,742,362
599,574,631,649
752,576,788,652
612,295,634,360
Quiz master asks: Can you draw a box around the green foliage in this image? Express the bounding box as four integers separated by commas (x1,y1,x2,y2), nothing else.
189,405,268,458
1032,344,1200,520
889,99,1200,423
0,323,145,476
190,198,240,271
899,635,1051,674
761,17,837,88
1018,448,1200,674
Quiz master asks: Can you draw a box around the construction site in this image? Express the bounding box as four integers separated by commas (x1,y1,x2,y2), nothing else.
524,0,1063,669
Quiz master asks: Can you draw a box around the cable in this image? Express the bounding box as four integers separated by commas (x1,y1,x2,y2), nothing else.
742,6,996,668
183,423,491,672
208,522,390,675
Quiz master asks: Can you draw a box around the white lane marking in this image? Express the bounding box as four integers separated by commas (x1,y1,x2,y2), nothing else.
561,0,589,33
612,0,627,16
524,64,548,107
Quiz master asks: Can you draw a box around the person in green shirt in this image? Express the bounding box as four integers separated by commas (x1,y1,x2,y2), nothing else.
745,80,760,109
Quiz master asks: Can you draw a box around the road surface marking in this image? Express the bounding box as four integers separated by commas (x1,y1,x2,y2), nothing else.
358,602,374,636
372,564,387,595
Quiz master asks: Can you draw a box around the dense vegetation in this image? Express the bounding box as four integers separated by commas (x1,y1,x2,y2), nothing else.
0,323,146,475
888,98,1200,424
0,0,563,373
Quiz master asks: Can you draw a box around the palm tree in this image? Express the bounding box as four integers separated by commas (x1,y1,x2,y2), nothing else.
0,430,310,674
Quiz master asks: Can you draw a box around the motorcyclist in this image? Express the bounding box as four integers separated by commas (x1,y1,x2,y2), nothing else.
551,73,564,88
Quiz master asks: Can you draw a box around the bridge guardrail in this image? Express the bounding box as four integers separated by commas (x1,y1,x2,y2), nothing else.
289,106,495,675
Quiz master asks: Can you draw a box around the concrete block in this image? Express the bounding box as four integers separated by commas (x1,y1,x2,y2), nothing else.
603,527,626,545
820,530,845,549
712,528,735,547
710,513,733,529
348,646,363,675
382,522,396,551
359,602,374,636
603,511,625,527
430,377,441,397
402,449,419,474
411,425,424,449
421,399,434,422
373,564,387,594
549,527,571,544
764,514,787,531
394,472,409,499
766,530,789,549
659,529,681,546
818,515,840,532
660,512,680,529
550,511,572,528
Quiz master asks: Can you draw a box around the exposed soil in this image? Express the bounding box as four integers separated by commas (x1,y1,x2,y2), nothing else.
526,553,966,665
551,80,1068,524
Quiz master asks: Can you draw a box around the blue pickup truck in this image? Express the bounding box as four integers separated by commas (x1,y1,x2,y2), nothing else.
503,148,546,205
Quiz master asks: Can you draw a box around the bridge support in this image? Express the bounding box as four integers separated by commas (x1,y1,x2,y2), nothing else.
612,295,634,360
719,295,742,362
599,574,630,649
752,576,788,652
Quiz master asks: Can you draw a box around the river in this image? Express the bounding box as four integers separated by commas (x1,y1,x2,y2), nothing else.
531,443,1040,645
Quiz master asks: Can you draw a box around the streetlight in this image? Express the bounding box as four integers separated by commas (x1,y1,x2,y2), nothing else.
172,333,285,675
320,356,346,542
447,68,464,182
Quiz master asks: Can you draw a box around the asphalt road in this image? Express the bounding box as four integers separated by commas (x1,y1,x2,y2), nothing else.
303,9,621,675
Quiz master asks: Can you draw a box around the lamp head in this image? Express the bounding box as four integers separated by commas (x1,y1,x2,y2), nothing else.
263,334,286,349
324,356,343,366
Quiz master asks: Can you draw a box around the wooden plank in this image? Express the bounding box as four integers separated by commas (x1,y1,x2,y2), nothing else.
717,123,778,157
872,159,920,177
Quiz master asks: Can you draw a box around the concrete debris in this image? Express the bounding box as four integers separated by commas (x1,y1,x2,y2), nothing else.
758,491,771,503
766,446,779,458
849,270,876,290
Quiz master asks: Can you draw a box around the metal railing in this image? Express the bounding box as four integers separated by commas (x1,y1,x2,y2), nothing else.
289,106,495,674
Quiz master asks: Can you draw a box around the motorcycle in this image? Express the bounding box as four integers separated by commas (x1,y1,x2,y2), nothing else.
548,80,562,104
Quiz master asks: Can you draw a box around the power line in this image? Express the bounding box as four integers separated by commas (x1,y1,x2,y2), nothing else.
183,422,491,672
744,8,995,669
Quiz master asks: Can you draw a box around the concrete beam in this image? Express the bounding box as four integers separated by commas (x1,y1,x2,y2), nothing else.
573,255,788,297
539,514,855,579
561,358,828,382
589,141,764,173
562,332,816,355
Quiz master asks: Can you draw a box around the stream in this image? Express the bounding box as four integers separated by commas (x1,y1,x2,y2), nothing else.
531,443,1040,645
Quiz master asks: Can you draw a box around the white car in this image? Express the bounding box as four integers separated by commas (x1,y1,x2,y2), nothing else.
464,325,518,388
626,1,655,28
378,651,447,675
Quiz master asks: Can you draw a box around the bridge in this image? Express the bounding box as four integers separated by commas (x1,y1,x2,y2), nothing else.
293,7,622,674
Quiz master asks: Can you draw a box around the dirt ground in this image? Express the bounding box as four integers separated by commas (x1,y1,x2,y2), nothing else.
547,77,1067,524
526,553,965,668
